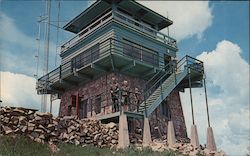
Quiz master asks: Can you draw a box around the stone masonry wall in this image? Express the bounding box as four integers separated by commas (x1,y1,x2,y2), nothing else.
59,72,187,139
148,90,187,139
59,72,145,118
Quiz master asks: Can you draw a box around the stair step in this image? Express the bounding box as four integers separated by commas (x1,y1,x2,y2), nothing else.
149,93,162,98
139,107,148,110
136,70,187,115
147,97,159,102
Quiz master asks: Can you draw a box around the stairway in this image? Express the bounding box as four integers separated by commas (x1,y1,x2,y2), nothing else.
138,55,203,116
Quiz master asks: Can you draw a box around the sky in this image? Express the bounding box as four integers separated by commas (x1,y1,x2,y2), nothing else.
0,1,249,155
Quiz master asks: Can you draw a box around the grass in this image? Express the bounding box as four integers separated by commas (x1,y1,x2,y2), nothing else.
0,135,180,156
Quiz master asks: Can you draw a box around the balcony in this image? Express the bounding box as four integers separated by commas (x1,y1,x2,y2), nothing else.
37,38,167,94
61,10,177,54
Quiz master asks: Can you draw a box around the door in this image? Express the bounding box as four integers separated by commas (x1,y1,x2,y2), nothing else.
79,99,88,119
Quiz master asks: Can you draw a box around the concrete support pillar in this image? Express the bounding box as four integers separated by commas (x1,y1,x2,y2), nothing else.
142,117,152,146
207,127,216,151
167,121,176,146
118,113,130,149
190,124,199,147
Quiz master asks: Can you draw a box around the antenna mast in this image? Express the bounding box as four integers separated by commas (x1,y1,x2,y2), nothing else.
41,0,51,112
34,17,42,79
55,0,61,67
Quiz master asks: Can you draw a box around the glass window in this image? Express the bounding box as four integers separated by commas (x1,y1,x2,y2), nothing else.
71,43,100,69
161,102,170,118
92,44,100,61
95,95,101,114
122,39,158,66
71,95,76,107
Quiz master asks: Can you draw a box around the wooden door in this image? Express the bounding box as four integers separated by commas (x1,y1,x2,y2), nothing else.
79,99,87,119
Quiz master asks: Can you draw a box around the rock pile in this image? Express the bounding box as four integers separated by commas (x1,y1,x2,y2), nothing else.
148,139,227,156
0,107,118,148
0,107,227,155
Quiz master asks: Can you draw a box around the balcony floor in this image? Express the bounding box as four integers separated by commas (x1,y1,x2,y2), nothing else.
48,53,162,93
96,111,144,124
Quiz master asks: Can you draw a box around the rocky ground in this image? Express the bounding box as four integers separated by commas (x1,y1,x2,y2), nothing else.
0,107,227,156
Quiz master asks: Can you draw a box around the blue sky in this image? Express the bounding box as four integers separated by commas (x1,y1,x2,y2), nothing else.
0,1,249,156
178,1,249,62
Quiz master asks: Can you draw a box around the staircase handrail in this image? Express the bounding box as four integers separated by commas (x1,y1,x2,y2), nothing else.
141,55,204,114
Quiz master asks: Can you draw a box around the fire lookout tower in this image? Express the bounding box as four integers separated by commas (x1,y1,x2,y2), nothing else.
37,0,207,147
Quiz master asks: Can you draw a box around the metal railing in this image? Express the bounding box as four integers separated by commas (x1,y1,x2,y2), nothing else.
113,11,177,48
61,10,177,54
97,56,204,115
37,38,165,92
141,55,204,114
100,89,143,115
61,10,113,53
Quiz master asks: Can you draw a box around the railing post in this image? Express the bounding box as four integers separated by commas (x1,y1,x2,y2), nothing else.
204,78,211,127
185,55,189,71
160,78,163,100
59,65,62,79
118,88,122,114
173,62,177,85
91,49,93,63
110,38,112,55
144,93,147,117
188,71,195,125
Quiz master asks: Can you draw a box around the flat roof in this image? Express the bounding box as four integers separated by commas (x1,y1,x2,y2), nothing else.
64,0,173,33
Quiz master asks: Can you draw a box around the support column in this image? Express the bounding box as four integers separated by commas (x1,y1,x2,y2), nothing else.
190,125,199,147
188,70,199,147
207,127,216,151
204,78,216,151
167,121,176,146
142,117,152,146
188,71,195,125
118,113,130,149
49,94,52,113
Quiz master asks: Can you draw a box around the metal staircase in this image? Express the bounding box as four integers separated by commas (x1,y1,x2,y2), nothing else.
138,55,204,116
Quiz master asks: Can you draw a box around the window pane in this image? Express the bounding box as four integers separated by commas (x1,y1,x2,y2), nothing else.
71,43,100,69
95,95,101,114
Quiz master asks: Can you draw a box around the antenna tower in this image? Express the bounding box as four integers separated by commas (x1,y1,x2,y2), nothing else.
41,0,51,112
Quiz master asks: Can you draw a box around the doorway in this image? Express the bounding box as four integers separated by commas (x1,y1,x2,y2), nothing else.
164,54,171,67
79,99,88,119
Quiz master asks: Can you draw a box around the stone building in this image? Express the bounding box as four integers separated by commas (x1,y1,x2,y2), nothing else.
37,0,204,142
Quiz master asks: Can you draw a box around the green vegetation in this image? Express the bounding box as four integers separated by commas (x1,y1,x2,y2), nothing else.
0,135,180,156
0,135,51,156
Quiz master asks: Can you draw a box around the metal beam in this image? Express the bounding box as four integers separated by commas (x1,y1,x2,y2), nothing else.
188,71,195,125
110,54,116,71
50,86,64,92
73,71,92,80
204,78,211,127
141,68,156,78
91,63,107,72
60,79,78,87
124,111,144,119
120,60,136,72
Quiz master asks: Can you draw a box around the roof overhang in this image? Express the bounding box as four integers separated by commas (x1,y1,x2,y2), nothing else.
63,0,173,34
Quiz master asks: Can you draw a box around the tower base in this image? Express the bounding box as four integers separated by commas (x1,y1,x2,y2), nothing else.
191,124,199,147
167,121,176,146
207,127,216,151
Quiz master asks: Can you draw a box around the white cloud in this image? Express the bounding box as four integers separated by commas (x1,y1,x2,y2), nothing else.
180,40,249,155
0,71,60,116
0,12,58,77
0,13,36,49
1,71,40,109
137,1,213,41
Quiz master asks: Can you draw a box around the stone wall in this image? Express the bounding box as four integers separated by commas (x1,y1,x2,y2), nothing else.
148,90,187,139
59,72,145,118
59,72,187,139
